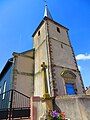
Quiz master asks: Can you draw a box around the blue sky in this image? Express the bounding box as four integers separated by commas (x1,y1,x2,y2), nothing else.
0,0,90,87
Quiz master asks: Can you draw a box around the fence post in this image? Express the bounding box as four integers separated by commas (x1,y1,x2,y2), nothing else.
9,90,13,120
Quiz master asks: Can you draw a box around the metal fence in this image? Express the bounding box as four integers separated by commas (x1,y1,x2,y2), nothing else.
0,89,30,119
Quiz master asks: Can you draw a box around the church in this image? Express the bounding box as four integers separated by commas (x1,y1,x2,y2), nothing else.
0,5,90,120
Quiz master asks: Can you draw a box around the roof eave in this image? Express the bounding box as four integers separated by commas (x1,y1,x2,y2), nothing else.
0,58,13,80
32,17,69,37
32,18,45,37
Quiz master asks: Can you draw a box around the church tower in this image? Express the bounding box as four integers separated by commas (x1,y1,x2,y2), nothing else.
32,5,85,97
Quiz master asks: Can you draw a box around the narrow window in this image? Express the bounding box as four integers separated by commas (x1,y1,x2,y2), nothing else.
61,44,63,48
38,31,40,36
2,81,6,99
66,30,69,39
57,27,60,33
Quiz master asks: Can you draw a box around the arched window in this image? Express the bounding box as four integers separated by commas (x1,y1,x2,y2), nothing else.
61,70,76,79
61,70,77,95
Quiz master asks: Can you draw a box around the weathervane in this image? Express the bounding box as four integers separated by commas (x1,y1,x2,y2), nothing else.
43,0,47,6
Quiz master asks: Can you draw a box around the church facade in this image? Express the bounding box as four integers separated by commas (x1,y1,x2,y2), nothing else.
33,6,85,97
0,5,89,120
0,5,85,99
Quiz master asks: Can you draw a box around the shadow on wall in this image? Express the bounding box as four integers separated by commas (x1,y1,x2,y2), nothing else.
53,97,61,112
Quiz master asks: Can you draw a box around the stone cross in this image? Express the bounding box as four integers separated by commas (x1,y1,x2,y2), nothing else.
41,62,50,98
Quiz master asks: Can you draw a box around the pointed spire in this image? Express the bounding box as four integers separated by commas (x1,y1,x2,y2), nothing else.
44,5,53,20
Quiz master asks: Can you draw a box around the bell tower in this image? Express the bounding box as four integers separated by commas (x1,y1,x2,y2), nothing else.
32,5,85,97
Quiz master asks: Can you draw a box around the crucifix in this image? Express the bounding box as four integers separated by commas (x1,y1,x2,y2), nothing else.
41,62,50,98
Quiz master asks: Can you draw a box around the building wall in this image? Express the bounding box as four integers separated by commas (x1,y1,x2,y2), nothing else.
33,17,84,97
47,19,84,96
0,65,12,93
48,21,70,45
12,51,34,97
33,21,51,97
0,64,12,109
86,88,90,95
49,38,76,69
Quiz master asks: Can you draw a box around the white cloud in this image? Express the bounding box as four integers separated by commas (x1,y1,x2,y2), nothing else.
76,54,90,60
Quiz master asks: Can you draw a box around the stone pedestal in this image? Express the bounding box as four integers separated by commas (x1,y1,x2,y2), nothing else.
30,96,54,120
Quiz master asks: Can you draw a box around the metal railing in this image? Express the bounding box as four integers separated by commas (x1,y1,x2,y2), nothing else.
0,89,30,119
0,90,10,109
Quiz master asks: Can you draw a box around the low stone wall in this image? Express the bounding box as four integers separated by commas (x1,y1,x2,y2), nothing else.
55,95,90,120
30,95,90,120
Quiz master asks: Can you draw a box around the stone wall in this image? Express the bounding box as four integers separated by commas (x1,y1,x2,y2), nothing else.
13,51,34,97
55,95,90,120
30,95,90,120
